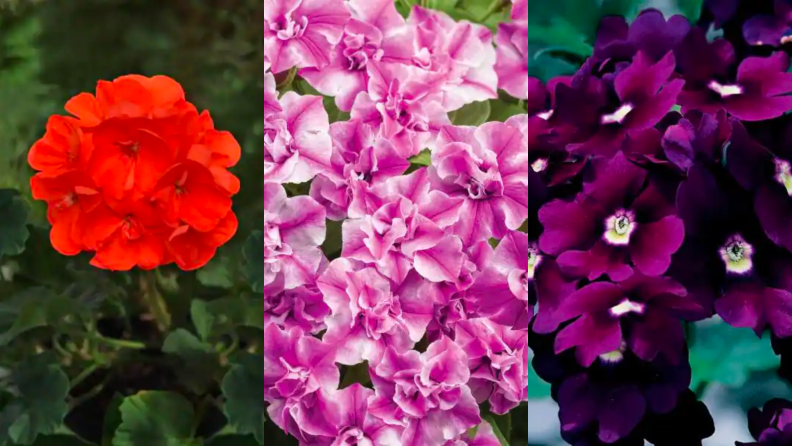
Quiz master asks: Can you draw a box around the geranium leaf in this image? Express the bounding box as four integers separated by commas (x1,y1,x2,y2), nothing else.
190,300,215,342
162,329,221,395
221,353,264,443
0,189,29,259
0,354,69,445
205,435,260,446
242,231,264,294
111,391,198,446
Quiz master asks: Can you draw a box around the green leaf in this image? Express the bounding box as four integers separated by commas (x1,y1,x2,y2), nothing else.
0,288,80,346
427,0,459,12
10,434,93,446
0,354,69,445
112,391,198,446
450,101,491,126
528,358,551,399
221,353,265,443
320,219,342,260
190,300,216,342
162,329,221,394
242,231,264,294
676,0,704,21
204,297,264,332
101,394,124,446
0,189,29,259
206,435,260,446
488,100,526,123
689,318,779,389
408,150,432,167
340,362,371,389
196,255,234,289
528,17,594,58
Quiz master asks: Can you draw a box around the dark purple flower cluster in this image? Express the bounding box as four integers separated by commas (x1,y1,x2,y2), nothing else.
529,4,792,445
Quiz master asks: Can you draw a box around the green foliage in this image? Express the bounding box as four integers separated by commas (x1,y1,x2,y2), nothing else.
221,353,264,444
0,354,69,445
111,391,197,446
528,357,551,399
689,319,780,389
450,101,491,126
0,190,29,259
676,0,704,21
242,232,264,294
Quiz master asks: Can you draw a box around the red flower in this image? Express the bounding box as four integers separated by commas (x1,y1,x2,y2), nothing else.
28,75,240,271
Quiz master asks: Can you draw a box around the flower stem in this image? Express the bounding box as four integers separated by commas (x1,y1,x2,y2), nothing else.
139,270,171,332
69,363,103,389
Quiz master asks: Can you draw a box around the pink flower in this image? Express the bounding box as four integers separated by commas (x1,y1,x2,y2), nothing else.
328,384,404,446
264,283,331,334
467,231,532,330
264,182,327,292
264,57,281,121
341,194,465,284
443,422,503,446
429,122,529,245
264,92,332,184
455,318,528,414
351,62,450,157
309,119,410,220
264,0,351,73
263,323,338,404
494,19,528,99
300,0,415,111
407,7,499,111
368,337,482,446
318,259,434,364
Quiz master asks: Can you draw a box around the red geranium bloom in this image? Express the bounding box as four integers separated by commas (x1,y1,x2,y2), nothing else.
28,74,240,271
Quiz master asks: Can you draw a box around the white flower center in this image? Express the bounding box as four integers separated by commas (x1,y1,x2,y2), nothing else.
719,234,754,275
536,109,553,120
601,104,633,125
708,80,742,97
609,299,645,317
775,158,792,196
527,246,542,280
531,158,548,173
603,211,636,245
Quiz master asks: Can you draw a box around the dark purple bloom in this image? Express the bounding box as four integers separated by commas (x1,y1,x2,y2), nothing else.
678,51,792,121
593,9,691,63
661,110,732,172
742,0,792,47
538,152,685,281
556,51,684,157
737,398,792,445
674,163,792,337
535,274,705,367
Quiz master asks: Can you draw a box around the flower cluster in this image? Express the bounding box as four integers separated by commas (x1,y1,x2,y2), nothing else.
28,75,240,271
528,3,792,445
264,0,528,444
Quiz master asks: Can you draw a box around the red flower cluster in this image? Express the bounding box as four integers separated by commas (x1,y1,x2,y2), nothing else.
28,75,240,271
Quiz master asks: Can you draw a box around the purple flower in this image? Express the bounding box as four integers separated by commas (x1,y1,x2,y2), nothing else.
454,318,528,414
742,0,792,46
557,51,684,157
264,182,327,292
299,0,414,111
264,323,338,401
539,152,685,281
264,92,332,184
678,51,792,121
368,337,482,446
537,274,705,367
737,398,792,445
317,258,434,365
593,9,691,63
726,120,792,254
309,119,410,220
341,193,465,284
674,163,792,337
407,6,498,111
264,0,351,73
351,62,450,157
661,110,732,172
443,421,502,446
429,122,529,245
264,283,330,334
467,231,533,330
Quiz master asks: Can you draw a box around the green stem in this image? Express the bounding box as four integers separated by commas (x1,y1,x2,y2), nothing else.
139,270,171,332
190,398,210,438
219,331,239,358
52,335,72,359
69,378,108,410
89,334,147,350
69,363,103,389
276,67,298,90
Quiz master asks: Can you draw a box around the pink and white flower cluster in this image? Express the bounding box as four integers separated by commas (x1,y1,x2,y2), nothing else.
264,0,528,444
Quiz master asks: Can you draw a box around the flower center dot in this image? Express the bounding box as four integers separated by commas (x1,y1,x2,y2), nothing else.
775,158,792,196
531,158,548,172
601,104,633,125
603,210,636,245
719,234,754,275
708,80,742,97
